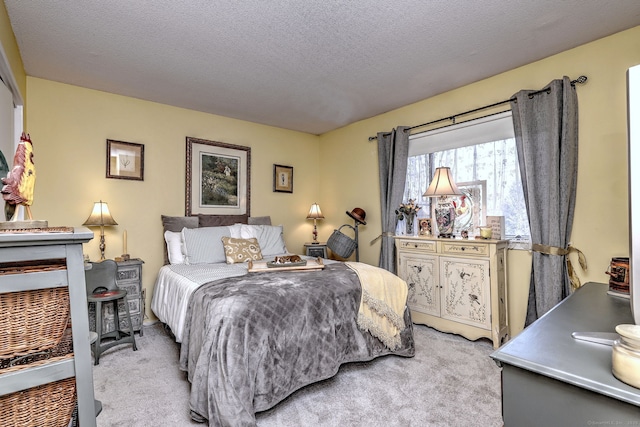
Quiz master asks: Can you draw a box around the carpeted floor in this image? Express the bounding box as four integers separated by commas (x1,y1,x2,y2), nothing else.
93,322,503,426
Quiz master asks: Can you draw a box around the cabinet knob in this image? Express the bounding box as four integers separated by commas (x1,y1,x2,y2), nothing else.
461,247,465,251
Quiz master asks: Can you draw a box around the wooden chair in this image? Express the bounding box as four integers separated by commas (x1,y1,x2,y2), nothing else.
85,260,137,365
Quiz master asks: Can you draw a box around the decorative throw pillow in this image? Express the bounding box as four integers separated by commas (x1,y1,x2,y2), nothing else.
222,237,263,264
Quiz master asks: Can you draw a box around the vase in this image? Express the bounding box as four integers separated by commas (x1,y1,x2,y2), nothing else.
405,214,416,236
435,202,456,238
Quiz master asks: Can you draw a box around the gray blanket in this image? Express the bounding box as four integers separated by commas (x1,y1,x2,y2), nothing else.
179,263,415,426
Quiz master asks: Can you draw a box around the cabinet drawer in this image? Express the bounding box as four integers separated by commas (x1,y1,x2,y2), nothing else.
440,241,488,257
397,239,437,253
117,281,141,298
116,267,140,282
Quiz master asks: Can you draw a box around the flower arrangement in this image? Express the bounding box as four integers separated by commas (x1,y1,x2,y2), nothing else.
395,199,421,221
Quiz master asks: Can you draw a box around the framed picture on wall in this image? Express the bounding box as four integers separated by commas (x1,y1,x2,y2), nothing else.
185,136,251,216
273,164,293,193
106,139,144,181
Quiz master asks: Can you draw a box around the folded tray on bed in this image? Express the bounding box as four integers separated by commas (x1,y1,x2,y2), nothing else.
248,257,324,272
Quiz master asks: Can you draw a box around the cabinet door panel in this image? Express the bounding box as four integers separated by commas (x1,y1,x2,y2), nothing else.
440,256,491,330
399,253,439,316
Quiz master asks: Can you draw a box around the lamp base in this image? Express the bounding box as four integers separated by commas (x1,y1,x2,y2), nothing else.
434,202,456,238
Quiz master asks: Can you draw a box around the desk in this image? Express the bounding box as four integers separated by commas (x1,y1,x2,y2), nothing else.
491,282,640,426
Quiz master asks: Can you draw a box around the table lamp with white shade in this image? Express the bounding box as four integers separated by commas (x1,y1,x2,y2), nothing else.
83,200,118,260
306,203,324,244
423,167,462,238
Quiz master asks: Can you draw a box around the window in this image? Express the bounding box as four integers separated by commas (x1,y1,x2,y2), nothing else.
404,112,530,245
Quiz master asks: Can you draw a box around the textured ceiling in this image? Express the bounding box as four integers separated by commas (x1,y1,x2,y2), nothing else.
4,1,640,135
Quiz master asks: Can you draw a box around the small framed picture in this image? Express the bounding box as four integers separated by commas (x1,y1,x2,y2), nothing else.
106,139,144,181
419,218,433,237
273,164,293,193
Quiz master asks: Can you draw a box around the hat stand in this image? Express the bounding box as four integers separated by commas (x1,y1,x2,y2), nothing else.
346,215,363,262
353,220,361,262
345,209,366,262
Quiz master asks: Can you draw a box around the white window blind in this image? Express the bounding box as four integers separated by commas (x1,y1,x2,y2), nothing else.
409,111,514,155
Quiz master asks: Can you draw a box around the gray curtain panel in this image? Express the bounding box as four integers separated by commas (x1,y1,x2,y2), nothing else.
377,126,410,273
510,77,579,326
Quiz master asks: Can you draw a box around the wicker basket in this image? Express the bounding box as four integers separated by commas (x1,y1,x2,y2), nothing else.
0,327,74,373
327,225,357,258
0,287,71,359
0,377,76,427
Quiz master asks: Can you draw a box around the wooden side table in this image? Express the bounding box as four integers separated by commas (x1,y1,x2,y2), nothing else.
304,242,328,258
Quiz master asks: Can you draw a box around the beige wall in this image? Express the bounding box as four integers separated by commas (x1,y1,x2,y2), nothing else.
26,78,321,319
0,1,26,107
319,26,640,336
12,22,640,335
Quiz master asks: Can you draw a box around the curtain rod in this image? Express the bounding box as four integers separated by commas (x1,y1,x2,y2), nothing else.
368,75,588,141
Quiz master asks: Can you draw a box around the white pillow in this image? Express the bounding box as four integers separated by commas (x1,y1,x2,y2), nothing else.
228,224,288,256
229,224,256,239
164,230,185,264
182,226,231,264
256,225,287,256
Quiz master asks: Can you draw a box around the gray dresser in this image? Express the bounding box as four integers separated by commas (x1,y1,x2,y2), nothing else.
0,227,97,426
491,282,640,426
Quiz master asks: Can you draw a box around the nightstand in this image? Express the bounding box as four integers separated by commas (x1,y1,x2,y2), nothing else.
89,258,145,336
115,258,145,336
304,242,328,258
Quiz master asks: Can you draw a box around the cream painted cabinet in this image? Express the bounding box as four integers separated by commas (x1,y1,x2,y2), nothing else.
395,236,508,348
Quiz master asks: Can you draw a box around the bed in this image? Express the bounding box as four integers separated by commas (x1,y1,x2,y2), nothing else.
151,215,415,426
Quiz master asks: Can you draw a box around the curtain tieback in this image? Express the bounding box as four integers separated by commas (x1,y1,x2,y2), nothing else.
532,243,588,290
370,232,395,245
